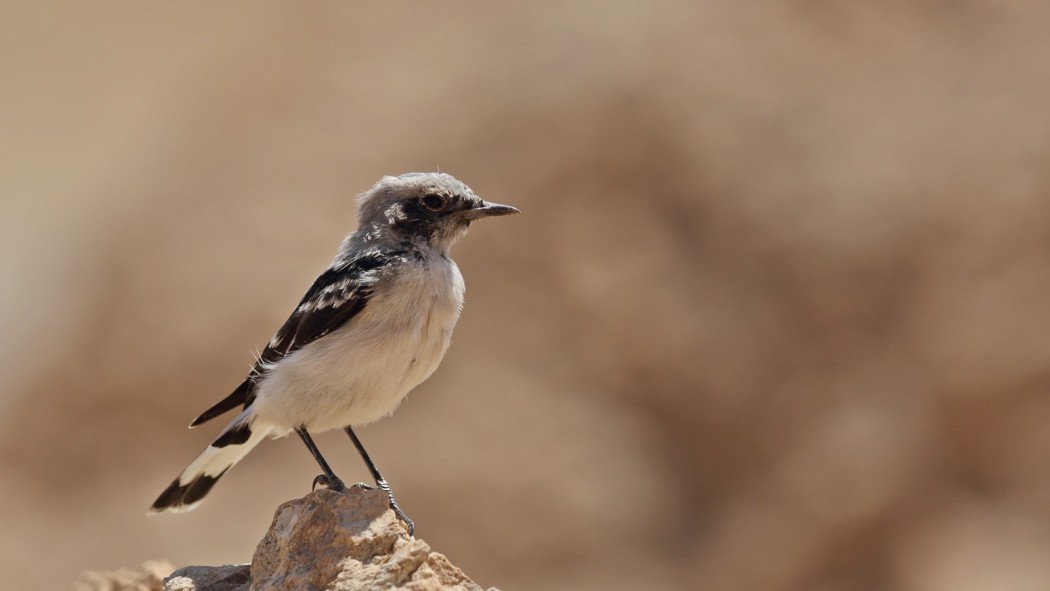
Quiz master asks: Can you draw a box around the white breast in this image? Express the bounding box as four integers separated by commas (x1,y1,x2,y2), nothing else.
251,254,465,434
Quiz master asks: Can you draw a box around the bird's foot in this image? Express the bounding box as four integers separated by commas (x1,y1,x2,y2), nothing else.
348,482,373,491
376,479,415,536
312,474,346,492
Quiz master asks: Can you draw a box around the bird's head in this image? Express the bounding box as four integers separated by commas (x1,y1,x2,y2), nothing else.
355,172,518,250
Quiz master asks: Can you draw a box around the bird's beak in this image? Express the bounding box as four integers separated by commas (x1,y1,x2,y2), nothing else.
462,200,520,220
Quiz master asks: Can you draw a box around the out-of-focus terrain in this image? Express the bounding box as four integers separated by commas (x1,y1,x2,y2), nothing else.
3,2,1050,590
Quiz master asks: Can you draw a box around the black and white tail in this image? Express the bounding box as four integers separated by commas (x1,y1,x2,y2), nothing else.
149,411,271,514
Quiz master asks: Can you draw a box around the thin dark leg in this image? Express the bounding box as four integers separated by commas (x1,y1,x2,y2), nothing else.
296,427,345,492
344,426,414,535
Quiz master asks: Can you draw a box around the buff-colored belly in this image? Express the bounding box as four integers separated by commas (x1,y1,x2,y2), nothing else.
251,260,464,434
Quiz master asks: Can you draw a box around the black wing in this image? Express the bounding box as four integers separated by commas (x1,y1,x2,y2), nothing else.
190,252,389,427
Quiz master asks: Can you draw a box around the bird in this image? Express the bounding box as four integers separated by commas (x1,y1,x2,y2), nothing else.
149,172,518,534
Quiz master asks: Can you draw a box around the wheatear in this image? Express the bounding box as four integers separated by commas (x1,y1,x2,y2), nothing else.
150,172,518,533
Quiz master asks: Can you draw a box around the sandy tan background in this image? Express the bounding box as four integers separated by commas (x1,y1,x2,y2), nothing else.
4,2,1050,590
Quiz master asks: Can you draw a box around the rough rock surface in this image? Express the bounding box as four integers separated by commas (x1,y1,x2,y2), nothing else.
164,564,250,591
161,488,494,591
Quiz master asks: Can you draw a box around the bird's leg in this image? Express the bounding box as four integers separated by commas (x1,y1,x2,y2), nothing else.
344,426,415,535
295,427,346,492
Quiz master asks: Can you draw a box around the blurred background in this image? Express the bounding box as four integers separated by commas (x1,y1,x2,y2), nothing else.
3,2,1050,590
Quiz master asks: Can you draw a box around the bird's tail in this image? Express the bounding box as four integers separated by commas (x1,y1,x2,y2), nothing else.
149,410,271,514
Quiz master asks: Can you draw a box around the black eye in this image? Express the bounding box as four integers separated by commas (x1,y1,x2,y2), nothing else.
420,194,448,211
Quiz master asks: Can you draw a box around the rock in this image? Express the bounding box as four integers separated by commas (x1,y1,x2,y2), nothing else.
76,560,174,591
164,564,250,591
160,488,495,591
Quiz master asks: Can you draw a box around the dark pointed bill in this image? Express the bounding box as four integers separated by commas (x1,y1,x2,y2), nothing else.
464,200,520,220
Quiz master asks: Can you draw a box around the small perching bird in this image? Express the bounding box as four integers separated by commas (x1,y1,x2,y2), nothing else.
149,172,518,533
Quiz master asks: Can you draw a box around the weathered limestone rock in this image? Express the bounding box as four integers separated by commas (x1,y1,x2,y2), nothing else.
164,564,250,591
159,488,494,591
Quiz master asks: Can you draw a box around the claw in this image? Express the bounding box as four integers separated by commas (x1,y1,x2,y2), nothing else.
312,474,346,492
375,479,414,535
394,505,415,536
